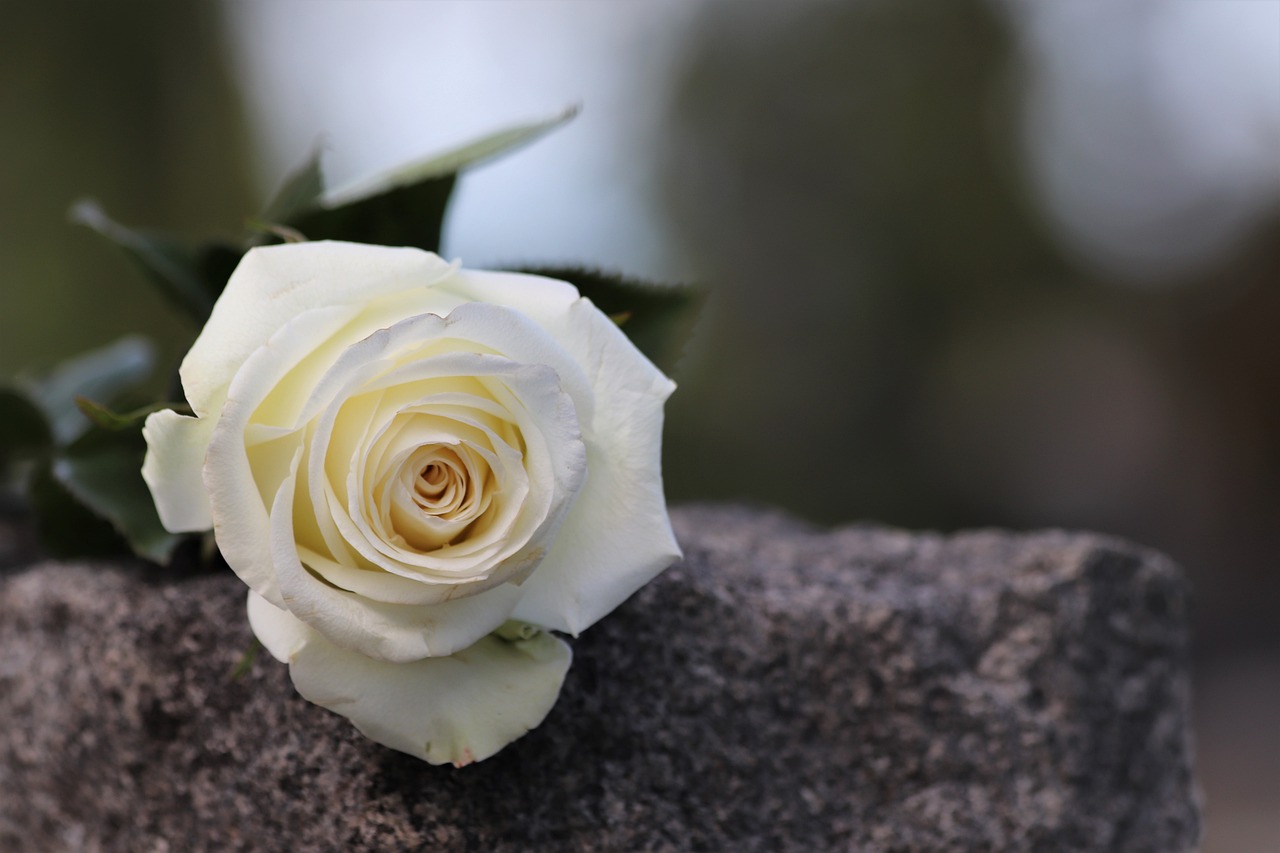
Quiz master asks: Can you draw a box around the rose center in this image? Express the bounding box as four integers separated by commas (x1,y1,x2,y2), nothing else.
380,442,497,553
404,448,476,518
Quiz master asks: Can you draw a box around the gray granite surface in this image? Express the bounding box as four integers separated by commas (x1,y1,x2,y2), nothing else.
0,506,1200,851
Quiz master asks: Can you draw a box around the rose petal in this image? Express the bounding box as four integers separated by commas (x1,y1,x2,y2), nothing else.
287,622,571,767
442,268,581,328
271,446,524,661
246,589,310,663
293,546,494,607
335,360,578,579
141,408,216,533
299,311,586,585
203,303,375,606
181,241,456,418
204,405,297,606
510,297,681,635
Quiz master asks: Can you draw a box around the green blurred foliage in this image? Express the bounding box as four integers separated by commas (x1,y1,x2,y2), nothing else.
0,0,256,383
658,0,1280,654
660,0,1060,527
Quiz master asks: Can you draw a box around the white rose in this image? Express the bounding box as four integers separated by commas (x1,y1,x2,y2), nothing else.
141,241,680,766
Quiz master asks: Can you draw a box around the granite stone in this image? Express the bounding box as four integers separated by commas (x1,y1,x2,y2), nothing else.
0,506,1200,851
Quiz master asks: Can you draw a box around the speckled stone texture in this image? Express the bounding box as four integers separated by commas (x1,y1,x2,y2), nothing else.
0,506,1199,851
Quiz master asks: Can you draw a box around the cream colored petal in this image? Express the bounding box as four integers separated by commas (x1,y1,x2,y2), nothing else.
204,395,294,607
440,268,580,328
203,301,373,607
181,241,456,418
288,626,571,767
343,361,581,579
299,311,586,583
246,589,311,663
270,446,522,661
443,300,596,424
511,297,681,635
295,546,488,607
141,408,216,533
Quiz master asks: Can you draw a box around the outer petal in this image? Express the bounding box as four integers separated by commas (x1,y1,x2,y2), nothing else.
141,408,216,533
511,297,682,635
246,590,310,663
203,303,367,606
181,241,455,417
441,268,580,328
288,622,572,767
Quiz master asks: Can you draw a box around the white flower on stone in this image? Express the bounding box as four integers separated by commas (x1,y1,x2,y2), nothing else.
142,241,679,765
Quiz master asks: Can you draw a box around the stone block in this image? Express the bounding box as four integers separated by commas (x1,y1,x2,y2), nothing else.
0,506,1200,850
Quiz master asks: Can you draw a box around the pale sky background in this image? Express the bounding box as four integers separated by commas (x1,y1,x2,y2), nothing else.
225,0,1280,284
224,0,697,281
1009,0,1280,280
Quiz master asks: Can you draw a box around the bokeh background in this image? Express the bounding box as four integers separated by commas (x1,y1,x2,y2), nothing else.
3,1,1276,847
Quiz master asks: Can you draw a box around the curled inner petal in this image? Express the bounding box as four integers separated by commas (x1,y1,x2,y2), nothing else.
381,442,496,552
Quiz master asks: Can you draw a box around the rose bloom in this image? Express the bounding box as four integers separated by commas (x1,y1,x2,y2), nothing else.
143,241,680,765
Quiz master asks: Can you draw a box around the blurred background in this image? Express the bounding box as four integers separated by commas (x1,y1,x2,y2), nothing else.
2,0,1276,847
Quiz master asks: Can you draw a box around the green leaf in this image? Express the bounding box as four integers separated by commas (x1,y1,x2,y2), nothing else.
0,387,52,467
52,440,180,563
75,397,190,432
493,620,542,642
288,174,455,253
515,267,705,376
71,199,243,321
23,336,156,444
29,460,131,559
287,108,577,253
259,144,326,225
359,107,580,190
194,242,245,305
18,390,180,562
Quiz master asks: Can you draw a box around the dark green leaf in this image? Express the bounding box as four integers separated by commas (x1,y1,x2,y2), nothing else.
29,460,131,559
51,443,179,563
71,200,243,321
259,144,326,225
24,336,156,443
287,174,455,253
515,267,705,376
287,108,577,253
360,106,579,182
62,412,143,457
0,387,52,466
195,242,245,305
75,397,190,432
24,410,182,562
